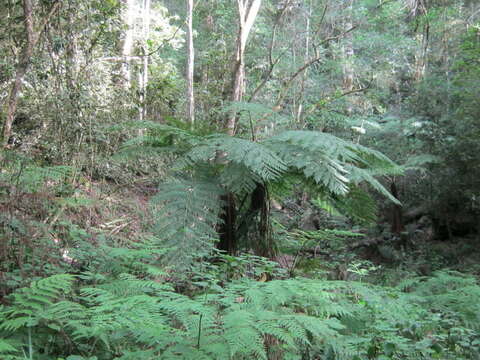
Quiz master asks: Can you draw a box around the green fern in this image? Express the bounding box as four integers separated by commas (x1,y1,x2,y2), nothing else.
0,153,73,193
137,128,399,257
150,174,225,265
117,122,401,259
0,274,80,358
0,337,21,360
0,274,76,330
1,269,479,359
266,130,401,202
177,135,287,182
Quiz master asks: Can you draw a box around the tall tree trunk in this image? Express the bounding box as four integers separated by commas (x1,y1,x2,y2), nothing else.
117,0,135,89
342,0,355,114
186,0,195,125
139,0,151,121
227,0,261,136
408,0,429,82
2,0,60,148
413,28,429,82
295,0,312,123
217,193,237,255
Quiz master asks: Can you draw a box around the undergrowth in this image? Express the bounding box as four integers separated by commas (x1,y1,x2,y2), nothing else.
1,244,479,360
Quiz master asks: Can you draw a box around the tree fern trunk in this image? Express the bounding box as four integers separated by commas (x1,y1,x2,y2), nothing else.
390,181,404,234
217,193,237,254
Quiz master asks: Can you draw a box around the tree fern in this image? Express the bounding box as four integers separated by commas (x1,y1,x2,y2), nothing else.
119,122,400,257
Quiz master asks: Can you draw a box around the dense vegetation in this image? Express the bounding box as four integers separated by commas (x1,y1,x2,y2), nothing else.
1,0,479,359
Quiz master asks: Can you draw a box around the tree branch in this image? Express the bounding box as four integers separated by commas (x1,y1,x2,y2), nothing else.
33,1,61,47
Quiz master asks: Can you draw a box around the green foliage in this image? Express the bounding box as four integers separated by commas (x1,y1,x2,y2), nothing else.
126,121,399,261
1,267,480,359
266,131,401,202
2,1,479,359
150,175,225,265
0,153,73,193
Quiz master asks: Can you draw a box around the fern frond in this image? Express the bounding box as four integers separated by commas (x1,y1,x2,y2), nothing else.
0,162,73,192
116,121,203,158
0,338,21,360
181,135,287,183
324,186,379,224
347,166,400,204
1,274,76,327
223,309,267,359
150,175,225,264
0,339,17,353
266,130,401,202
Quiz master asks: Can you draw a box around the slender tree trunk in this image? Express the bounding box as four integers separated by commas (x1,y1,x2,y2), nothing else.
408,0,429,82
139,0,151,121
227,0,261,136
117,0,135,89
217,193,237,254
2,0,60,148
342,0,355,114
186,0,195,125
296,0,312,123
414,29,429,82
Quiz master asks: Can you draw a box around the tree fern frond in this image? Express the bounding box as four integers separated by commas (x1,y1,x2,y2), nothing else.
150,175,225,264
267,130,401,202
182,135,288,183
219,162,263,195
0,338,20,360
117,121,203,156
347,166,400,204
0,339,17,353
321,186,378,224
346,142,401,172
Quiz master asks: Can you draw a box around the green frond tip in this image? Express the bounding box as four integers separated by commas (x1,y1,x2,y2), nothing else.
265,130,401,203
0,339,18,355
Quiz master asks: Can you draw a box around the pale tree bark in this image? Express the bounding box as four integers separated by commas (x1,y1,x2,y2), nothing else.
2,0,60,148
186,0,195,125
227,0,262,136
413,29,429,82
295,0,312,123
408,0,429,82
342,0,355,114
139,0,151,121
117,0,136,89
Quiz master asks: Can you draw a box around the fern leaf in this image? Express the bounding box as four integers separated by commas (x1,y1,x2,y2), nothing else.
150,175,225,265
